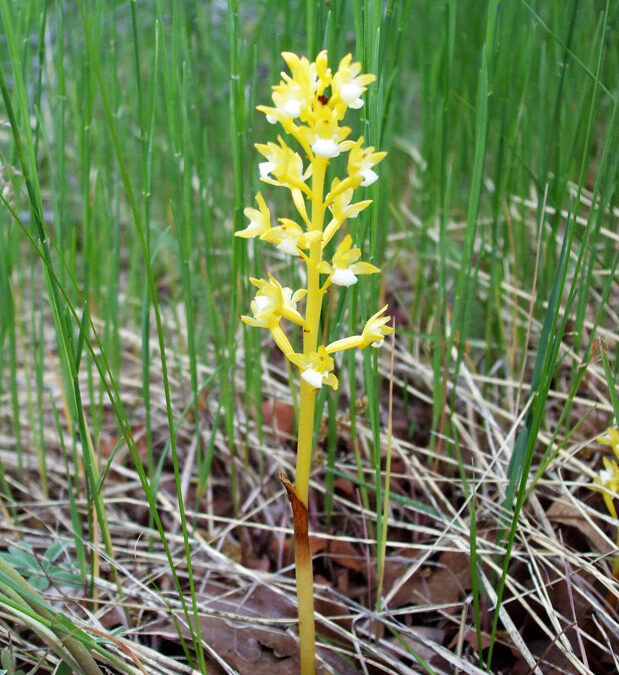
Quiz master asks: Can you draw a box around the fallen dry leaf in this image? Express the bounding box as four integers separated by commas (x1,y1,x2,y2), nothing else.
334,476,355,498
262,399,295,436
547,499,613,556
326,538,363,572
383,548,471,609
144,582,359,674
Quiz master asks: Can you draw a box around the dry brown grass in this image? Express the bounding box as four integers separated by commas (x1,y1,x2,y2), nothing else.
1,191,618,675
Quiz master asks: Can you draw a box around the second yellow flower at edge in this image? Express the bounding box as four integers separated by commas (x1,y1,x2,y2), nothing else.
594,428,619,520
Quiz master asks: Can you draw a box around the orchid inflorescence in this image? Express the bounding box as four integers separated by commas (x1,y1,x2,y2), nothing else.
237,52,392,671
237,50,393,392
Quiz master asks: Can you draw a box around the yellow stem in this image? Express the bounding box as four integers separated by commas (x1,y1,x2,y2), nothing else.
295,156,327,504
289,156,328,675
296,380,317,506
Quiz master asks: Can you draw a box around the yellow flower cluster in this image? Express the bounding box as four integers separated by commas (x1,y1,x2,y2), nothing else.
594,427,619,520
237,51,393,391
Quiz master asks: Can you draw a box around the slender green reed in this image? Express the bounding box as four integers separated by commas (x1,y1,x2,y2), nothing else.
0,0,118,591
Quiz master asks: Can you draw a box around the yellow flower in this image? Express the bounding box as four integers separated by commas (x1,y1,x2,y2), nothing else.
241,276,306,330
261,218,304,255
347,137,387,187
594,428,619,520
331,54,376,112
322,178,372,246
260,218,322,255
262,51,328,120
319,234,379,287
289,346,338,390
598,428,619,458
281,51,328,98
266,79,305,124
361,305,395,347
312,50,332,95
236,192,271,238
326,305,394,353
238,52,389,672
298,104,352,159
255,137,311,192
595,457,619,520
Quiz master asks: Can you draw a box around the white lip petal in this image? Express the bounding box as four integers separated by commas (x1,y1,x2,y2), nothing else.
340,82,362,103
312,138,340,158
245,221,263,234
259,161,276,179
370,339,385,349
331,267,358,287
283,99,302,117
301,368,325,388
277,239,299,255
360,168,378,186
265,114,277,124
253,296,272,313
348,97,364,109
599,469,612,484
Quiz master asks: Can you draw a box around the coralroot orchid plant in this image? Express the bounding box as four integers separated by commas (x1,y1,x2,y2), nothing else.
236,51,393,673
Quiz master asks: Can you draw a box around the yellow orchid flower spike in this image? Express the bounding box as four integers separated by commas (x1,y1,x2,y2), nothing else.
236,51,392,674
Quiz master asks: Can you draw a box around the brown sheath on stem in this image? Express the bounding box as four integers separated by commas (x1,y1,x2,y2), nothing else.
279,472,311,566
280,471,316,673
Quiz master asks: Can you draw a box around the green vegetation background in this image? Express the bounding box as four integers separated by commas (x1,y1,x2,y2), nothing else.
0,0,616,672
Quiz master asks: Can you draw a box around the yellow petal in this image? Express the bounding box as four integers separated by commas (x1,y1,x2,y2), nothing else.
270,325,294,356
350,261,380,275
325,335,364,354
324,372,339,391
